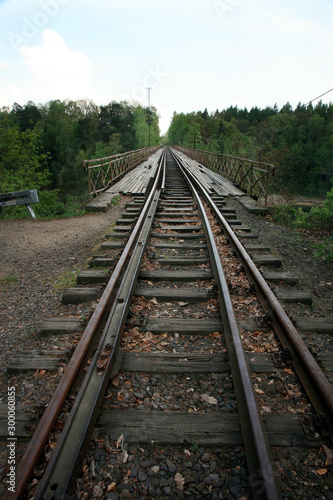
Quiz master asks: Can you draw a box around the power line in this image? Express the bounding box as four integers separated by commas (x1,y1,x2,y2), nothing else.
244,86,333,136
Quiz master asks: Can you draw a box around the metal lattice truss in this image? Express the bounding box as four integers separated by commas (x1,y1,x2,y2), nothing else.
84,146,161,199
175,147,275,204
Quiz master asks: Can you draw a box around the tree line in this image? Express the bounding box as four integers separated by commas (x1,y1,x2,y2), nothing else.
0,99,160,216
166,101,333,197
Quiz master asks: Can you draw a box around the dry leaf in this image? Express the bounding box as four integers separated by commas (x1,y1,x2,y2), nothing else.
107,482,116,493
201,394,218,405
323,445,333,466
93,485,103,498
284,368,294,375
116,433,124,449
175,472,185,491
255,388,265,395
317,468,328,476
261,406,272,413
119,450,128,464
150,298,158,305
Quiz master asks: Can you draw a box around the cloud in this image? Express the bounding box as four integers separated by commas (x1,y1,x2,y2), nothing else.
20,29,100,102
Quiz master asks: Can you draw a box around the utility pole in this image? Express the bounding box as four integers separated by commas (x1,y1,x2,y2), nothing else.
147,87,152,147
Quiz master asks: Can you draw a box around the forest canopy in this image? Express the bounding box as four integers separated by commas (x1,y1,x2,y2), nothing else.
0,98,332,219
166,101,333,197
0,99,160,216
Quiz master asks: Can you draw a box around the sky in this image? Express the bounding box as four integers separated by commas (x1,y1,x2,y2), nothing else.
0,0,332,134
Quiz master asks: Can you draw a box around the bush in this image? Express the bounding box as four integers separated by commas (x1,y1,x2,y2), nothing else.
36,190,65,218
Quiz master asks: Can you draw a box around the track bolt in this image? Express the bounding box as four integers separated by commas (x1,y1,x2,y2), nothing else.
317,413,326,425
101,352,108,359
302,415,311,425
97,363,105,373
105,343,112,351
43,492,55,500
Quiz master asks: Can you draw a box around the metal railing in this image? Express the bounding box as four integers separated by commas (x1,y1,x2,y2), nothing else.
174,146,275,205
84,146,161,199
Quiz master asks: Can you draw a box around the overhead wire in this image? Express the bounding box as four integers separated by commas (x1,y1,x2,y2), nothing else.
244,86,333,136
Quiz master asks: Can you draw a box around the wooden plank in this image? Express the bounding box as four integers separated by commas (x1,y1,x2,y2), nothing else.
295,317,333,334
89,257,115,267
155,258,210,266
252,255,282,267
276,291,313,305
143,318,270,334
139,270,214,281
0,403,31,437
100,241,125,249
39,318,82,336
144,317,222,334
262,271,300,284
97,410,318,447
155,219,200,224
159,225,203,232
62,287,101,305
7,349,67,373
120,352,230,373
134,287,212,302
77,270,110,284
120,351,280,374
148,243,208,250
150,233,204,240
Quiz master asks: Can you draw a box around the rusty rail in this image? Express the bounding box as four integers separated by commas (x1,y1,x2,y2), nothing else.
173,148,333,437
174,146,274,205
84,146,161,199
9,154,165,500
173,150,281,500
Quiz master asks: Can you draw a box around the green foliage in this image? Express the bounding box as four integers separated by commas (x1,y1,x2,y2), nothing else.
35,190,65,218
0,98,161,220
166,102,333,197
312,237,333,261
270,190,333,233
0,118,50,193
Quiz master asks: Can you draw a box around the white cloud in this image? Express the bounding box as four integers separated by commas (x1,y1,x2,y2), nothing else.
20,29,100,102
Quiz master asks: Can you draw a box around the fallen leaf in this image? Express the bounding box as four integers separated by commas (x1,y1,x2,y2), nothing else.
261,406,272,413
119,450,128,464
39,370,46,376
116,433,124,449
150,298,158,305
93,485,103,497
323,445,333,466
284,368,294,375
175,472,185,491
145,331,154,341
254,388,265,395
317,468,328,476
107,483,116,493
201,394,218,405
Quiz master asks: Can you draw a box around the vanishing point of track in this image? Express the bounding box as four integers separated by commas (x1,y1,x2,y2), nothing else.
7,148,333,500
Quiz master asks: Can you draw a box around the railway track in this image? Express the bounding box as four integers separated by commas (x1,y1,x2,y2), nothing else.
6,148,333,499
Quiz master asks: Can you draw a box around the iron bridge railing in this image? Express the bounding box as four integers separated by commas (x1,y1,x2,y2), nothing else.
84,146,161,200
174,146,275,204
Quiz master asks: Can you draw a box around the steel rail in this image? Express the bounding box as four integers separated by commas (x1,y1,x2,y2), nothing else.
33,163,163,499
172,149,333,435
9,155,165,500
172,151,281,500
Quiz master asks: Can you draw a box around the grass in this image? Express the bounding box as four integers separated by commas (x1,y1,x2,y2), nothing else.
52,270,78,293
0,276,19,288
